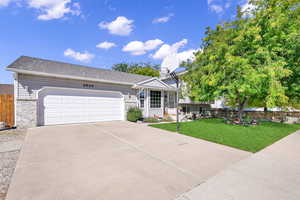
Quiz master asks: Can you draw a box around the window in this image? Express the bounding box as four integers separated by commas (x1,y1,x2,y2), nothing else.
83,83,94,89
150,91,161,108
139,91,145,108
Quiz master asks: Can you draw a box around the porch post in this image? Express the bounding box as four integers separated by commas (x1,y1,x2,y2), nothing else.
146,89,150,117
161,90,164,118
176,81,179,132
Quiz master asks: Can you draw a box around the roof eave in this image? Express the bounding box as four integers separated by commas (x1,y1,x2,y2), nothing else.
132,85,177,91
7,68,136,86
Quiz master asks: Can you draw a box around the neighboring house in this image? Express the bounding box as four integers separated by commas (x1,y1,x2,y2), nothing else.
6,56,177,128
0,84,13,95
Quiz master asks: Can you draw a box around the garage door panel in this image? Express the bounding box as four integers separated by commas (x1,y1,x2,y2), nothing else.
39,88,124,126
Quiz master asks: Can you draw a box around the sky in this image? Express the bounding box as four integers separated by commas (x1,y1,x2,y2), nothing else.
0,0,250,83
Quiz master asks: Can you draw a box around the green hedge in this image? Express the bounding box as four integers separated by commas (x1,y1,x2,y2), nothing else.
127,107,143,122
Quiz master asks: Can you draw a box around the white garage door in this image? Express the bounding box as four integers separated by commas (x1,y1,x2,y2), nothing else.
38,88,124,126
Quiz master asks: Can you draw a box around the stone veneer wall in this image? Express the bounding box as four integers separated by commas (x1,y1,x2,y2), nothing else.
209,109,300,121
16,100,37,128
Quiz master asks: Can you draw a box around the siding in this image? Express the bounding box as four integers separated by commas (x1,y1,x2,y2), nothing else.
17,74,137,101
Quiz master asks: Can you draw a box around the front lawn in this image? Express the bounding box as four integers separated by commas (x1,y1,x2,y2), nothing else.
149,119,300,153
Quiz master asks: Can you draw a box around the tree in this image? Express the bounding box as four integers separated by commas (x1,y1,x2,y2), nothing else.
183,0,300,119
112,62,160,77
247,0,300,110
112,63,129,72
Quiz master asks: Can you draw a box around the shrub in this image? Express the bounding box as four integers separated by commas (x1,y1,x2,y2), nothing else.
127,107,143,122
143,117,159,123
163,116,174,122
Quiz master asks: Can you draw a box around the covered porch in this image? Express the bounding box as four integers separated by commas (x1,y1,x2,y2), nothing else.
132,78,177,118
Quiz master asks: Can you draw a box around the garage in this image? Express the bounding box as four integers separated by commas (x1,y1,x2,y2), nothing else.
38,88,124,126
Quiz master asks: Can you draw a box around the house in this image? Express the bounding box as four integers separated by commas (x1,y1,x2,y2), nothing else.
6,56,178,128
0,84,14,95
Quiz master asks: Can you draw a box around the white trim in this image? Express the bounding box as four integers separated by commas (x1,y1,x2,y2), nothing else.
13,72,18,127
135,77,173,88
133,77,176,91
133,85,177,91
134,77,157,85
36,86,124,98
146,89,149,117
7,68,136,86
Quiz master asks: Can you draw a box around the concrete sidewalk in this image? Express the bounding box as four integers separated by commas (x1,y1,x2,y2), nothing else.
177,130,300,200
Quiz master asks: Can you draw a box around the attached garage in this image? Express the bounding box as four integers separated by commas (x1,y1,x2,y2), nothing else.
7,56,176,128
38,88,124,126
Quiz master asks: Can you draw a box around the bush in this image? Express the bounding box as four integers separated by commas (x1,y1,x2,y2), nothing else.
162,116,174,122
143,117,159,123
127,107,143,122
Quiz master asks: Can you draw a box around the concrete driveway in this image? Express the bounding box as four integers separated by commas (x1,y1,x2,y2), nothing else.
6,121,250,200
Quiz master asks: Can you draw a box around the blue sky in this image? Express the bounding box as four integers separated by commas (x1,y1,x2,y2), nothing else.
0,0,249,83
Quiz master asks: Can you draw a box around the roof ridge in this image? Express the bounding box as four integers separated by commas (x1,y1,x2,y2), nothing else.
6,56,154,85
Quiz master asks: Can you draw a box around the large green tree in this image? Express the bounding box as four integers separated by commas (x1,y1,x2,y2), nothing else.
183,0,300,118
112,62,160,77
247,0,300,109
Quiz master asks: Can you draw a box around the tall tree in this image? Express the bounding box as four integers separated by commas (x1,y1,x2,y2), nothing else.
183,0,300,119
112,62,160,77
248,0,300,109
112,63,129,72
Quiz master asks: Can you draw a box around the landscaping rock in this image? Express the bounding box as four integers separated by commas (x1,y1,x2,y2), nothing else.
0,129,26,200
0,122,5,130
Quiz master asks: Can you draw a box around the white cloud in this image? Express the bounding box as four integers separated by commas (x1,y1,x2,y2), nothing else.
152,13,174,24
151,39,188,60
209,4,224,14
151,39,197,72
207,0,214,5
176,49,197,63
241,0,255,13
96,41,116,49
122,39,163,56
104,0,116,11
64,48,94,63
207,0,233,15
0,0,12,6
225,2,231,8
99,16,134,36
28,0,81,20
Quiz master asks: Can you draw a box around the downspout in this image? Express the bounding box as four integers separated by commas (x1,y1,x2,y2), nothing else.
13,72,18,127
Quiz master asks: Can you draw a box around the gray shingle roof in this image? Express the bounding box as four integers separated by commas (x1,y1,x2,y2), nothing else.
6,56,152,85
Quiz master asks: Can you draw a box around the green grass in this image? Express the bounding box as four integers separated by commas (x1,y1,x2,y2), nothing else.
149,119,300,153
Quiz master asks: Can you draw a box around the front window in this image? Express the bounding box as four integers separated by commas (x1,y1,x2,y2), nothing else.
150,91,161,108
139,91,145,108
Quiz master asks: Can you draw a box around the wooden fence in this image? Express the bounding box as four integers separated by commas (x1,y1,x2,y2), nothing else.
0,94,14,127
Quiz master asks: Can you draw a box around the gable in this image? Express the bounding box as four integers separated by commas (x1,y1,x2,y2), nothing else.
133,78,176,91
143,79,168,88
